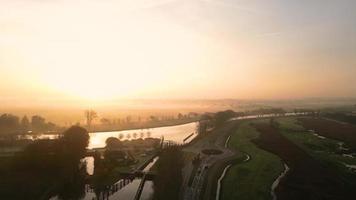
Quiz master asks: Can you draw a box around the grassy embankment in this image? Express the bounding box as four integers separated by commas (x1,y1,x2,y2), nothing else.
221,120,284,200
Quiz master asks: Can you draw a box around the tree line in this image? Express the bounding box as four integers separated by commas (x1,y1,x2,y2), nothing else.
0,113,58,135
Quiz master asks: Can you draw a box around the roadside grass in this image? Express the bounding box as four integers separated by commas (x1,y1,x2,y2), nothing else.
221,121,283,200
276,117,356,166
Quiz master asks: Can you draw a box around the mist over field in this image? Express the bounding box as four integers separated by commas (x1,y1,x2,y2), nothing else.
1,1,356,200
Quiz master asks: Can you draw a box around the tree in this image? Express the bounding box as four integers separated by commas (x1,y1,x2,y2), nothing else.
84,110,97,131
31,115,46,131
118,133,124,140
198,120,208,134
126,133,131,139
62,126,89,159
0,114,20,134
146,131,151,138
21,115,30,131
153,146,183,200
214,110,235,127
126,115,132,123
177,113,183,119
58,126,88,200
105,137,122,149
149,115,157,122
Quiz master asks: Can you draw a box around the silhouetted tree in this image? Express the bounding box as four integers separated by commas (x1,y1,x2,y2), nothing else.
84,110,97,131
146,131,151,138
153,146,183,200
105,137,122,149
149,115,158,122
31,115,46,131
118,133,124,140
21,115,30,131
0,113,20,134
126,115,132,123
214,110,235,127
177,113,183,119
62,126,89,159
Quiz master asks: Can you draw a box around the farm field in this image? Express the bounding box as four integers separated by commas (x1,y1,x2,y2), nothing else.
222,117,356,200
298,117,356,149
253,118,356,200
277,118,356,167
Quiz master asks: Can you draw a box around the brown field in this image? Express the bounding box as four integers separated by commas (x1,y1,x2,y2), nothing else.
299,117,356,149
252,123,356,200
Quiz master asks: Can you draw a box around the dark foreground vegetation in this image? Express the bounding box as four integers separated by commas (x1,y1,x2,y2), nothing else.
153,146,184,200
0,126,89,200
252,122,356,200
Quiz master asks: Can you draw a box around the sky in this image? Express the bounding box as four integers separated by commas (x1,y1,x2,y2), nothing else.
1,0,356,107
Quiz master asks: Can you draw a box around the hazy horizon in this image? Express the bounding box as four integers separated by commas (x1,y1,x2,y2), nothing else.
1,0,356,107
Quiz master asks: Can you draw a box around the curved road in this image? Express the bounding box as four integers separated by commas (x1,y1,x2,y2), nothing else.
181,112,308,200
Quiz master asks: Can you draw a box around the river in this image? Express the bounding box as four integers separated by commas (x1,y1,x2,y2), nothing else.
19,122,199,149
88,122,198,149
83,156,159,200
45,122,197,200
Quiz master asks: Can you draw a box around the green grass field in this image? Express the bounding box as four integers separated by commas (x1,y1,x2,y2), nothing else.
221,121,284,200
276,117,356,166
221,117,356,200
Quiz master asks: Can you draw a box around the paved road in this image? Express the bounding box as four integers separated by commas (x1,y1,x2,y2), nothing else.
181,121,240,200
181,112,309,200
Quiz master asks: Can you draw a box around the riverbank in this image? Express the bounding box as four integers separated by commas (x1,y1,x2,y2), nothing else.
89,117,199,133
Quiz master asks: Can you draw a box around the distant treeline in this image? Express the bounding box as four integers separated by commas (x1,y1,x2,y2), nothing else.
200,108,288,130
84,110,200,132
0,113,59,135
324,112,356,125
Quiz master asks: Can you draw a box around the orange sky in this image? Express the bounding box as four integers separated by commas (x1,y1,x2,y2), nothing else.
1,0,356,107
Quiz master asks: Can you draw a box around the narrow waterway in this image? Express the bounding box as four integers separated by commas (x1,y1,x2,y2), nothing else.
271,163,290,200
81,156,159,200
108,156,159,200
216,164,232,200
224,135,231,148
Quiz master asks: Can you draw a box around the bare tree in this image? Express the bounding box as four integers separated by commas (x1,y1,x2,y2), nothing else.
84,110,97,131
